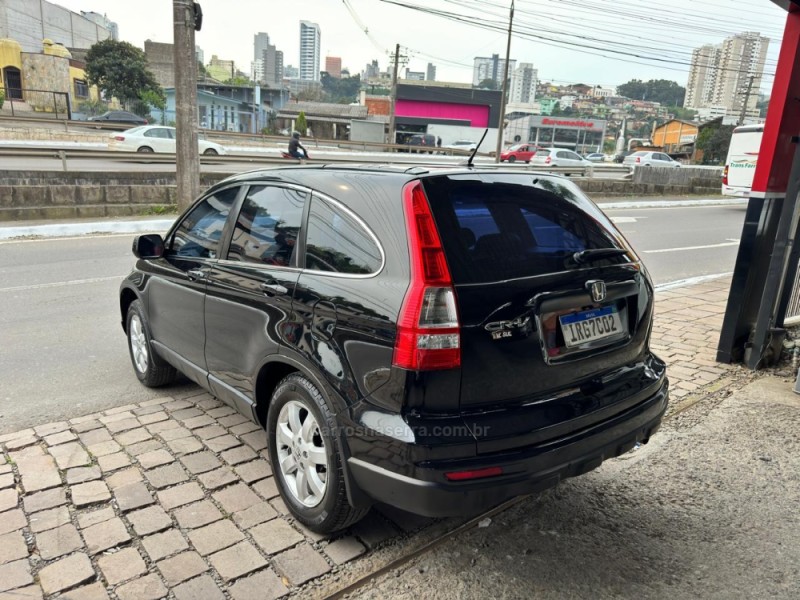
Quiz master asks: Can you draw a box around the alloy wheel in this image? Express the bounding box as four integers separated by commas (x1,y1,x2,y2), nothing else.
276,400,328,507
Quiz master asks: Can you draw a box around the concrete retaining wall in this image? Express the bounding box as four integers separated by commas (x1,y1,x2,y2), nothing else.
0,169,724,221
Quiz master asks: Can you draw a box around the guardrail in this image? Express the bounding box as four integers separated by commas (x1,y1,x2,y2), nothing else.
0,145,633,179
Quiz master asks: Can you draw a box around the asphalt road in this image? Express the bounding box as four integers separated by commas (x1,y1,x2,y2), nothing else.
0,203,746,434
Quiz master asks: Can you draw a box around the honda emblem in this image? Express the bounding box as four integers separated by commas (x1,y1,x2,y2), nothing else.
587,280,607,303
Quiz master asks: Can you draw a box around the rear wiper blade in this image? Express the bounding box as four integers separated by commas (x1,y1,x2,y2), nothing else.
572,248,629,264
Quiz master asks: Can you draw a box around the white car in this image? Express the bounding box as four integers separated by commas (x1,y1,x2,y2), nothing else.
444,139,478,152
584,152,606,162
109,126,227,155
530,148,591,174
623,151,681,168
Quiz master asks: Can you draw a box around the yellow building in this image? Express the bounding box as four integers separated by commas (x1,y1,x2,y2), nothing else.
0,37,99,111
652,119,699,153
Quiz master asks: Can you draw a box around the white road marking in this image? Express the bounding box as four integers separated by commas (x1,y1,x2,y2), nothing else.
0,276,121,293
610,216,640,223
644,239,740,254
655,272,734,291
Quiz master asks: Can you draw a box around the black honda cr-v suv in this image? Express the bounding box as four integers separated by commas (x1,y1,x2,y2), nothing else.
120,166,668,533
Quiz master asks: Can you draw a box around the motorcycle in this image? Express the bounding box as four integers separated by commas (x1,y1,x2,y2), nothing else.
281,151,311,160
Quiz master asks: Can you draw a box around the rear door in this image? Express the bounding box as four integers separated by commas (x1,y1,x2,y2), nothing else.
204,184,307,415
421,174,652,412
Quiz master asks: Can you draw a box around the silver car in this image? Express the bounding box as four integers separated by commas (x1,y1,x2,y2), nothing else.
623,151,681,168
530,148,591,175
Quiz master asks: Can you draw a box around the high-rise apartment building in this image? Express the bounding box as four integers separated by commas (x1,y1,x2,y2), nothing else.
325,56,342,78
254,32,270,62
509,62,538,104
685,32,769,117
426,62,436,81
473,54,516,88
299,21,321,81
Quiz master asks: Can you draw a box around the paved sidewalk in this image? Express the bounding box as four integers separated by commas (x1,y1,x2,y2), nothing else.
0,277,739,599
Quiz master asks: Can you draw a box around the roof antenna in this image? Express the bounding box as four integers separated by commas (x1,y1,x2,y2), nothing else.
466,128,489,168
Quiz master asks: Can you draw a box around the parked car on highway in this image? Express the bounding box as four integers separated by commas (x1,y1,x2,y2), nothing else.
500,143,541,163
88,110,147,126
530,148,592,175
108,126,227,155
584,152,606,162
120,166,668,533
406,133,437,153
623,151,681,168
443,140,478,152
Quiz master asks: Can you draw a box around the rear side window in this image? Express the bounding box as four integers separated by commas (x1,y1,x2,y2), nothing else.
227,186,306,267
304,196,382,275
422,175,631,284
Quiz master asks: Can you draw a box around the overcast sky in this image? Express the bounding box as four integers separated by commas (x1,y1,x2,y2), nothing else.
56,0,787,92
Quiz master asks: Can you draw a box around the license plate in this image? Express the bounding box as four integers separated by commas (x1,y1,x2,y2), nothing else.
559,306,623,348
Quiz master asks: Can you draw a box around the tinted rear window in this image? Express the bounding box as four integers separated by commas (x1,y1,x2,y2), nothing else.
422,175,633,284
535,150,550,157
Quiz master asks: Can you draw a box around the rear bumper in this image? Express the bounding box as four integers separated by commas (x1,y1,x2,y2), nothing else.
348,380,668,517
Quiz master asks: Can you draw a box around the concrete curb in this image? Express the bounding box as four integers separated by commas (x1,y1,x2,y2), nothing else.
0,219,174,240
597,198,747,209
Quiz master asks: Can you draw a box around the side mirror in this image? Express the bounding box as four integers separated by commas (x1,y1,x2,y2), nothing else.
132,234,165,259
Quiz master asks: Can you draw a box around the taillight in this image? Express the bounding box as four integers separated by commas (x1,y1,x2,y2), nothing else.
114,136,125,141
723,165,729,186
635,156,641,163
544,155,551,164
393,182,461,371
445,466,503,481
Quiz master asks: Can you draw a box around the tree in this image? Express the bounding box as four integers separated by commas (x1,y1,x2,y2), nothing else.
477,78,497,90
140,89,167,124
696,123,736,165
617,79,686,106
225,76,252,86
669,106,698,121
295,111,308,136
85,39,162,104
321,73,362,103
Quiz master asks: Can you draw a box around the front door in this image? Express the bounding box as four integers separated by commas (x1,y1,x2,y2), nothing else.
3,67,22,100
145,186,241,385
204,184,307,414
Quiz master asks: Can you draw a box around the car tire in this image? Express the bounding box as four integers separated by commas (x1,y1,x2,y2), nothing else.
267,373,368,534
508,156,517,163
203,148,218,156
126,300,177,387
137,146,154,153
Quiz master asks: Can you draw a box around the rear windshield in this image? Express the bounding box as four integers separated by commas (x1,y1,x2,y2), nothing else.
534,149,551,157
631,151,648,157
422,174,633,284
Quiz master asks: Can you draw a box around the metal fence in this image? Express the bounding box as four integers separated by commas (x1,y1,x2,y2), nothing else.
783,269,800,326
1,87,71,120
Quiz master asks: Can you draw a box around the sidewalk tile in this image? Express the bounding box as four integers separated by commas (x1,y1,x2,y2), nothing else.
228,568,289,600
107,467,143,490
232,502,278,530
0,429,34,444
221,445,258,466
213,482,260,514
197,467,238,490
208,541,267,581
16,455,61,493
0,489,18,512
127,505,172,536
145,463,188,489
4,436,38,451
0,474,11,490
240,431,267,451
142,528,188,561
49,442,90,469
0,530,28,564
188,520,244,555
114,482,154,512
60,582,108,600
70,419,103,433
166,437,203,456
28,506,70,533
86,440,121,458
138,411,168,426
71,481,111,508
234,459,272,484
183,415,215,430
125,440,162,457
115,574,167,600
173,500,222,529
38,552,95,595
98,547,146,586
324,537,367,565
138,396,174,408
105,404,139,416
34,422,69,437
106,418,140,434
137,449,173,470
157,551,208,586
159,427,192,441
76,506,115,529
271,543,330,585
173,574,225,600
83,517,131,555
115,428,152,446
204,434,240,453
351,512,399,549
66,466,101,485
36,523,82,559
99,412,134,425
180,451,221,474
157,482,203,510
230,422,261,437
23,488,66,513
250,519,303,554
0,559,33,593
0,584,42,599
78,428,112,447
98,452,131,473
44,430,76,447
206,406,236,419
252,477,279,501
133,404,167,417
217,414,248,428
172,408,202,421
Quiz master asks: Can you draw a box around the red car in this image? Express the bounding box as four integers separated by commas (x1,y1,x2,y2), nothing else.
500,143,541,163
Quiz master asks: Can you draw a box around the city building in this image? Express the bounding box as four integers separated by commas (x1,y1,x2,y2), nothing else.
685,32,769,120
195,45,204,66
144,40,176,88
538,97,559,115
472,54,516,88
505,114,607,153
284,64,299,79
0,0,113,52
426,62,436,81
299,21,321,81
251,59,264,83
325,56,341,78
207,55,236,82
81,11,118,40
590,86,615,98
254,32,269,62
509,62,537,104
364,59,380,80
404,69,425,81
261,44,284,86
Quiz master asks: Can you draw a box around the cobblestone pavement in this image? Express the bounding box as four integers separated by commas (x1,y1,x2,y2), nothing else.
0,277,739,599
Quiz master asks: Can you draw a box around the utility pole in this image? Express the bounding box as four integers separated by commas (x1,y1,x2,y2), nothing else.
738,74,756,126
494,0,514,163
388,43,401,147
173,0,200,210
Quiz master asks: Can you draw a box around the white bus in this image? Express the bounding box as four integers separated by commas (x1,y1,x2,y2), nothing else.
722,124,764,197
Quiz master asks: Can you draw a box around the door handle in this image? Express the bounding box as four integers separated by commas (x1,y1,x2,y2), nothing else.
260,281,288,296
187,268,207,281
